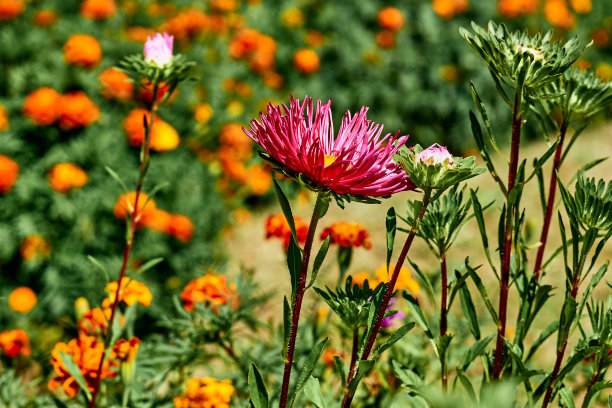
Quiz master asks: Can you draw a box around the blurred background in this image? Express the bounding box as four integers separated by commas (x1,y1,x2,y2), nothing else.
0,0,611,336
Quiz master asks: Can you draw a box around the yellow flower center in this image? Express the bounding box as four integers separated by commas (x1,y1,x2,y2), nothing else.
324,155,337,167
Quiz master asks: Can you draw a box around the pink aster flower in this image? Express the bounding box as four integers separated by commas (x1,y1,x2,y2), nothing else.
416,143,454,167
243,96,414,197
144,33,173,67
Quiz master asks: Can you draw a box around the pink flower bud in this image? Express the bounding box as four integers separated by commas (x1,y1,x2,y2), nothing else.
417,143,454,167
144,33,174,67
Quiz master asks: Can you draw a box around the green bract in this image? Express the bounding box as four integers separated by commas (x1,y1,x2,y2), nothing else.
461,21,587,102
559,174,612,232
395,145,484,199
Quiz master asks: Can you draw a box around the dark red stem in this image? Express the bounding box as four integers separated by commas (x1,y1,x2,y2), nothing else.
533,122,568,282
440,252,448,391
342,191,431,407
492,90,522,380
278,193,325,408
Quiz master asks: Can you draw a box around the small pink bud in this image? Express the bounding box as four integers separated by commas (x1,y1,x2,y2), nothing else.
417,143,454,167
144,33,174,67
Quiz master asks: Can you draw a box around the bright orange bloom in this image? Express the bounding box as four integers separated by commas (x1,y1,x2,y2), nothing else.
0,102,8,131
49,334,118,397
262,71,284,89
306,30,325,47
293,48,320,74
8,287,37,313
245,164,272,195
57,91,100,130
574,58,590,71
138,80,177,105
281,7,304,27
99,67,133,101
376,30,396,49
173,377,235,408
78,307,110,336
122,109,180,151
375,263,420,294
377,7,405,32
33,9,57,26
219,123,252,160
498,0,538,17
125,26,156,43
592,29,610,47
141,208,172,234
159,8,212,42
111,337,140,362
20,234,51,260
194,103,213,123
104,278,153,307
113,191,157,223
63,34,102,68
0,0,25,21
544,0,575,29
0,329,30,357
432,0,469,19
321,348,346,368
22,87,60,126
80,0,117,19
211,0,237,12
180,274,238,312
0,154,18,193
169,214,195,242
570,0,591,13
265,213,309,249
229,28,277,74
48,163,88,193
320,222,372,249
351,271,373,288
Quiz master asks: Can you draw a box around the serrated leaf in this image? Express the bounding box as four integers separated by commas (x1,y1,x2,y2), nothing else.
288,338,328,408
373,322,415,359
287,237,302,305
303,377,326,408
248,363,268,408
283,297,291,361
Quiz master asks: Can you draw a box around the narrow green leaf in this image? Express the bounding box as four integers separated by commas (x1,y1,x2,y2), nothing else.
273,179,298,244
248,363,269,408
87,255,109,284
386,207,397,273
459,282,481,340
582,382,612,408
559,387,575,408
470,190,498,277
303,377,326,408
283,297,291,361
347,359,375,396
133,257,163,276
58,351,92,400
407,258,436,306
307,235,330,289
456,370,478,404
460,335,494,371
373,322,415,359
465,260,500,325
287,237,302,304
557,297,577,350
104,166,128,193
402,293,433,339
288,338,328,408
333,356,346,388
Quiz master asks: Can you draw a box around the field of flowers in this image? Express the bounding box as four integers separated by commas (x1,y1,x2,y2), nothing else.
1,0,611,407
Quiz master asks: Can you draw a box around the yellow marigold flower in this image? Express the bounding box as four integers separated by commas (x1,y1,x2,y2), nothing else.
63,34,102,69
194,103,213,123
22,87,60,126
293,48,320,74
173,377,235,408
0,103,8,131
150,120,180,151
8,287,37,313
281,7,304,27
226,100,244,116
375,263,420,294
0,154,18,193
596,63,612,82
74,297,90,321
112,337,140,362
0,329,30,357
180,274,238,312
48,163,88,193
20,234,51,260
122,109,180,151
104,278,153,307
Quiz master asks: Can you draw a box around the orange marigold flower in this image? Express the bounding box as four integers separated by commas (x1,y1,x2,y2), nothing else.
0,102,9,131
99,67,133,101
245,164,272,195
591,29,609,47
281,7,304,27
262,70,284,89
219,123,252,160
0,154,18,193
111,337,140,362
351,271,373,288
320,222,372,249
105,278,153,307
49,334,118,397
78,307,110,336
138,80,176,105
22,87,60,126
321,348,345,368
293,48,320,74
33,9,57,26
574,57,590,71
0,329,30,357
57,91,100,130
80,0,117,19
180,274,238,312
544,0,575,30
211,0,237,12
122,109,180,152
74,297,91,320
376,30,396,49
125,26,156,43
159,8,210,42
265,213,309,249
306,30,325,47
229,28,277,74
140,208,172,234
169,213,195,242
48,163,88,193
0,0,25,21
63,34,102,69
498,0,539,17
432,0,468,19
194,103,213,123
8,287,37,313
377,7,405,32
173,377,235,408
20,234,51,260
375,263,420,293
570,0,591,13
113,191,157,224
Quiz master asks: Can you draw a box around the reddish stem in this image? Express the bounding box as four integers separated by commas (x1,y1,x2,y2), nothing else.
440,252,448,391
88,99,158,408
278,193,325,408
533,122,568,282
492,90,522,380
342,191,431,407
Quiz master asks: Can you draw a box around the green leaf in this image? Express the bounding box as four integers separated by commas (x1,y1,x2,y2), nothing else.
386,207,397,273
333,356,346,388
582,382,612,408
525,320,559,362
287,237,302,305
373,322,415,359
57,351,92,400
87,255,109,284
456,370,478,404
303,377,326,408
288,338,328,408
402,294,433,339
283,297,291,361
465,260,500,325
470,81,503,157
460,335,495,371
248,363,268,408
557,297,577,350
526,138,561,182
307,235,330,289
407,258,436,306
273,179,298,245
459,282,481,340
133,257,163,276
104,166,128,193
347,359,375,396
559,387,575,408
392,361,423,387
470,190,498,277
